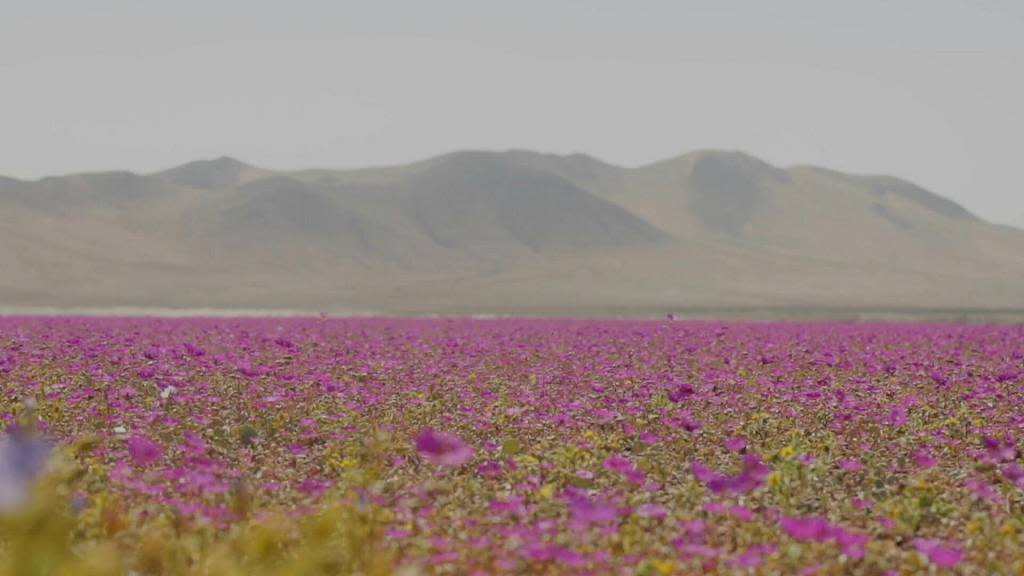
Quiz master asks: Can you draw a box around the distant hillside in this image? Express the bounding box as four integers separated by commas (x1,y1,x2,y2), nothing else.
2,150,1024,315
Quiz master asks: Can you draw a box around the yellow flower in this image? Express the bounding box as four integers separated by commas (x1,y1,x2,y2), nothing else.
517,454,540,467
651,559,676,575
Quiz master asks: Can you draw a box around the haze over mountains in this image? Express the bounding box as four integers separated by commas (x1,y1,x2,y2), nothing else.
3,149,1024,315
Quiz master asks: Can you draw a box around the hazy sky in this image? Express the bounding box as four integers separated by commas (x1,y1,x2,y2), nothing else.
2,0,1022,224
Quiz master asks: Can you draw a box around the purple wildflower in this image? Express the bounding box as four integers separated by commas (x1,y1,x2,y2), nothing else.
127,435,163,467
913,538,964,568
780,516,833,542
568,493,618,526
415,429,474,466
692,453,771,495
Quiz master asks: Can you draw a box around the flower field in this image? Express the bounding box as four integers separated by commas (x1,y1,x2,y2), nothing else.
1,317,1023,574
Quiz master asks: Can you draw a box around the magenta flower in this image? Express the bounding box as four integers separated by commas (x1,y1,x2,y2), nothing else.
297,478,333,498
913,538,964,568
1002,463,1024,488
603,455,633,473
852,498,873,510
678,519,707,544
964,477,1003,504
834,528,869,559
981,435,1017,463
639,432,660,445
912,448,938,470
635,503,668,520
603,455,646,484
837,459,864,472
182,432,208,457
667,382,695,403
714,502,755,521
675,543,719,559
476,460,503,478
575,469,595,481
887,406,909,427
730,544,776,569
568,494,618,525
724,436,748,452
127,435,163,467
780,516,833,542
692,454,771,495
489,495,527,517
414,429,474,466
780,516,870,558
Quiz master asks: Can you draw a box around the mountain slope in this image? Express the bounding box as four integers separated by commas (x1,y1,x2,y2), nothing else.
394,151,666,256
2,150,1023,314
156,156,267,189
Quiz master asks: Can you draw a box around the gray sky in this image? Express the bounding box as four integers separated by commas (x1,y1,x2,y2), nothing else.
2,0,1022,224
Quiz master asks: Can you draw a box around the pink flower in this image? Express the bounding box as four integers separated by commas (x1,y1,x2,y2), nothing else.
691,454,771,495
127,435,163,467
913,538,964,568
635,503,668,520
569,494,618,525
724,436,748,452
796,453,817,465
780,516,833,542
678,519,707,544
834,528,869,559
912,448,938,470
182,432,208,457
731,544,776,569
780,516,870,558
667,382,695,403
838,459,864,472
887,406,909,427
476,460,503,478
1001,463,1024,488
852,498,874,510
297,478,332,498
603,455,634,473
489,495,527,517
593,409,618,424
675,543,719,559
603,455,646,484
982,436,1017,463
705,502,754,522
415,429,474,466
964,478,1003,504
639,432,660,445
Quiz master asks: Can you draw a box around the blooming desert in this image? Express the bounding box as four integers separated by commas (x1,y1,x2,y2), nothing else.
0,317,1022,574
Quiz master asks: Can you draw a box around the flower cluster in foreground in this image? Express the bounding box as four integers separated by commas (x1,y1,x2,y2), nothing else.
0,317,1022,574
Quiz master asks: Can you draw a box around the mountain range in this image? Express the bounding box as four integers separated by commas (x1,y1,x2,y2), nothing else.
2,149,1024,316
